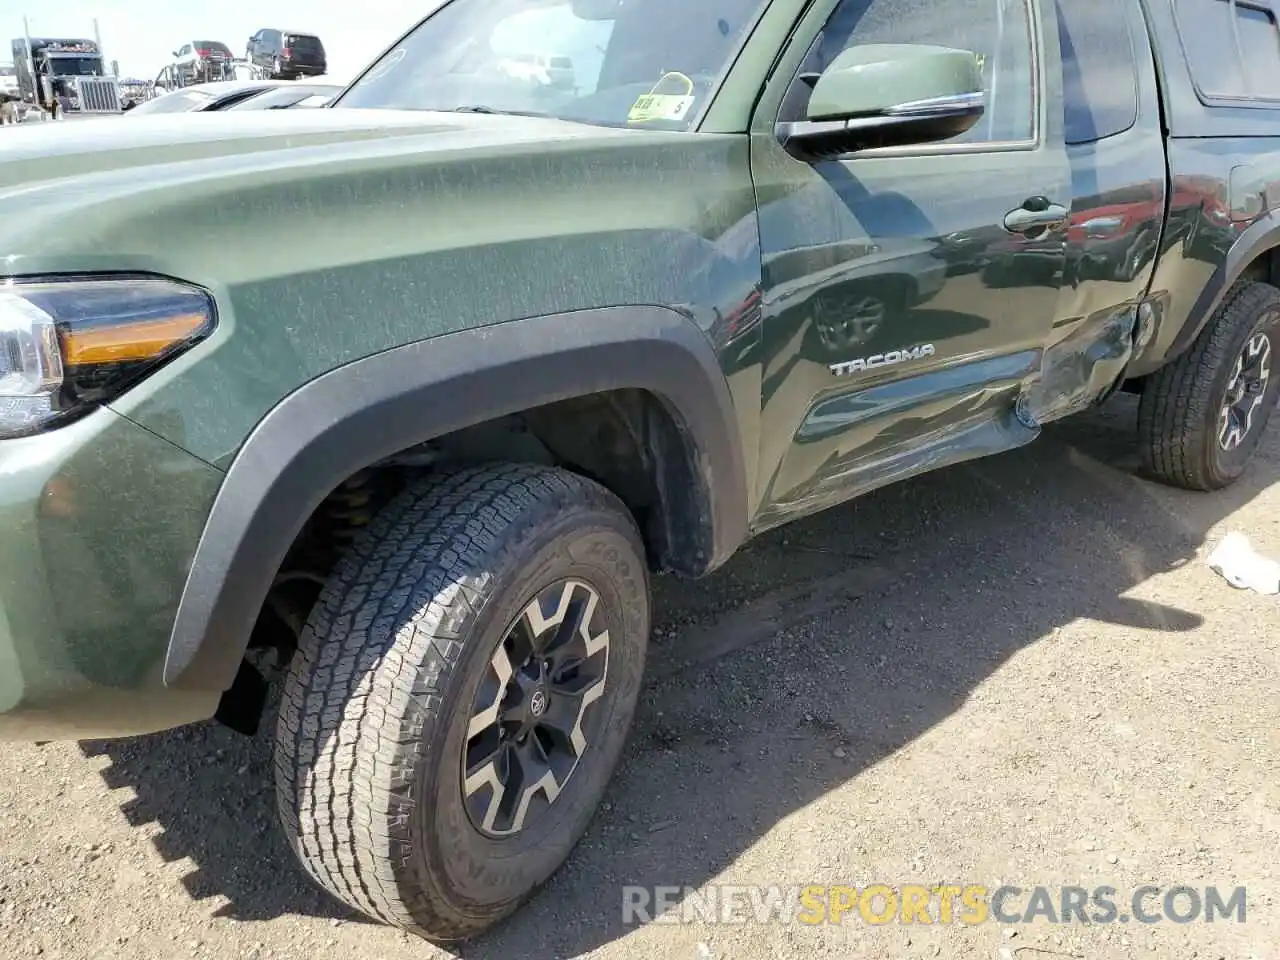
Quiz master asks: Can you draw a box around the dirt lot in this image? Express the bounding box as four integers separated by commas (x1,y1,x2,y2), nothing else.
0,395,1276,960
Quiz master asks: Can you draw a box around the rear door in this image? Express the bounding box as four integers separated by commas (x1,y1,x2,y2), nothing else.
752,0,1073,526
1045,0,1166,416
285,33,325,68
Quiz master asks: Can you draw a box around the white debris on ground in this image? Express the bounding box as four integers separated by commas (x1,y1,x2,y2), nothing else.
1207,531,1280,595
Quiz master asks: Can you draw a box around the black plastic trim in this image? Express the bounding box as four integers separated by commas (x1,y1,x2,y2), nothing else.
163,305,750,691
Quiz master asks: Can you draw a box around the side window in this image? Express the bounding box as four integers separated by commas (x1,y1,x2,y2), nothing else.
1055,0,1139,143
178,44,190,57
1177,0,1280,101
1235,4,1280,91
781,0,1035,145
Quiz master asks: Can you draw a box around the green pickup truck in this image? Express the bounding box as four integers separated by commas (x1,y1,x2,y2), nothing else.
1,0,1277,942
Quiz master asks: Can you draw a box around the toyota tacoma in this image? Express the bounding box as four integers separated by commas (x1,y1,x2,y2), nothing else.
1,0,1277,942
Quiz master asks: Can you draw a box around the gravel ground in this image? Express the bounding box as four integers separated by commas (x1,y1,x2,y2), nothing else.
0,395,1276,960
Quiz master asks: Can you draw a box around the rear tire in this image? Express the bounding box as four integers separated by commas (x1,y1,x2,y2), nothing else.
1138,279,1280,490
274,464,650,941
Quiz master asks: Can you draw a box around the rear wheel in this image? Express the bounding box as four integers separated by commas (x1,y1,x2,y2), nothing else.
274,464,650,941
1138,279,1280,490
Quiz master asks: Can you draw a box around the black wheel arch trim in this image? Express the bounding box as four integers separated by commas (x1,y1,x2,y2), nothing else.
163,305,750,692
1171,212,1280,359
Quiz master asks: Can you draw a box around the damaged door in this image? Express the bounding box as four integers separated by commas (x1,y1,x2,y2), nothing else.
1024,0,1167,424
751,0,1072,529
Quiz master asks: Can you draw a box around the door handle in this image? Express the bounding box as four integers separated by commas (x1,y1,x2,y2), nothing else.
1003,198,1068,235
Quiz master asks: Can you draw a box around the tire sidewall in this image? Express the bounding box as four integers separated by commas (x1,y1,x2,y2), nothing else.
409,504,649,912
1208,301,1280,485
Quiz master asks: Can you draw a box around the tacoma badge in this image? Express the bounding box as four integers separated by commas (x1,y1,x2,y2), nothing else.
829,344,936,377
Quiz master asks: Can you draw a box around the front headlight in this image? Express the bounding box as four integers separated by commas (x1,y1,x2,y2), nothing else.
0,276,215,439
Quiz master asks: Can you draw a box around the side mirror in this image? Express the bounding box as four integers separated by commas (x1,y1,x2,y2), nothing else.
778,43,985,160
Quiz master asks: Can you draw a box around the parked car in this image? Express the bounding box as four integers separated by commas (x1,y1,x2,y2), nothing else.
246,29,327,79
2,0,1279,947
126,79,325,115
171,40,236,85
225,83,343,110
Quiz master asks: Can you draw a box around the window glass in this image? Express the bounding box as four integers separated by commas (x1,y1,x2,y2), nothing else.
1176,0,1280,99
286,35,325,56
339,0,768,131
787,0,1034,144
127,89,212,114
48,58,101,77
1235,4,1280,91
1056,0,1139,143
228,86,338,110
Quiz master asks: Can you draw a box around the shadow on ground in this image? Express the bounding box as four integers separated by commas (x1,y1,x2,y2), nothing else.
79,395,1276,955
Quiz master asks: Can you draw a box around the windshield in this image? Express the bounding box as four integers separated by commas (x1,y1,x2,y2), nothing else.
128,89,213,114
228,86,339,110
338,0,768,130
48,56,103,77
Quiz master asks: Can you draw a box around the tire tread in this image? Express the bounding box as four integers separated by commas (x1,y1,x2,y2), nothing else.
274,463,633,938
1138,279,1280,490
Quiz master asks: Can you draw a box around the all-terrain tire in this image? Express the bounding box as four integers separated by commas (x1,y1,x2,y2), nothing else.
1138,279,1280,490
274,464,650,941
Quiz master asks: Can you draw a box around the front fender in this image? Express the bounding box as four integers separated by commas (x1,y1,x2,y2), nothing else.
162,305,749,692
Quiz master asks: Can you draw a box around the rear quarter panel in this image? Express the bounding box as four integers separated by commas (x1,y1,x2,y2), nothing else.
1132,0,1280,374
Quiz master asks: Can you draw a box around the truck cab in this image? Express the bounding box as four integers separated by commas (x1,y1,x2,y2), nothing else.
10,37,121,115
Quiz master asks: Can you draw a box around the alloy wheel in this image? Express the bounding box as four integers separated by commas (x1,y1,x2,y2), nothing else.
1219,332,1273,451
462,579,609,837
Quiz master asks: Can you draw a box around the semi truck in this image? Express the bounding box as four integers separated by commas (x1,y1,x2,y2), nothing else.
10,36,122,116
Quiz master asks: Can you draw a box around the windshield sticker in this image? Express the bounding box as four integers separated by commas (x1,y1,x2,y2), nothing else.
628,93,695,122
627,71,696,123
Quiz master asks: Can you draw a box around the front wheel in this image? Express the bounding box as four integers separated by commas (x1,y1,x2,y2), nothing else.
1138,279,1280,490
274,464,650,941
